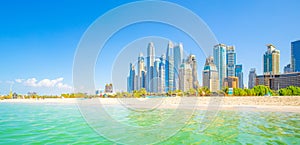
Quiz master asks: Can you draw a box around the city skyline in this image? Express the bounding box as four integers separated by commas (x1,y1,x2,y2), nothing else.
127,41,200,93
0,0,300,95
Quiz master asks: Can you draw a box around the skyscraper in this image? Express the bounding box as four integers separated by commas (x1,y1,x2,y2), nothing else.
235,64,244,88
174,43,184,90
153,58,160,93
226,46,236,77
187,55,199,89
179,61,193,92
202,56,219,92
213,44,227,89
248,68,256,89
158,55,166,93
291,40,300,72
166,41,174,92
137,53,146,90
263,44,280,75
147,42,155,92
127,63,135,92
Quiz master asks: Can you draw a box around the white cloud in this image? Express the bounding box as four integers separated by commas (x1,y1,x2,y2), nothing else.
17,77,72,90
15,79,23,83
23,78,38,87
57,82,73,90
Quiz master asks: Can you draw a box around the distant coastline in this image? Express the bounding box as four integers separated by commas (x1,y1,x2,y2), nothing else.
1,96,300,113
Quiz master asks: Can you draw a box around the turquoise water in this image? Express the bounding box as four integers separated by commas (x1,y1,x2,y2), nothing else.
0,102,299,145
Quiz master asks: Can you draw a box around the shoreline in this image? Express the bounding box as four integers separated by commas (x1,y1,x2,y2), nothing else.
1,96,300,113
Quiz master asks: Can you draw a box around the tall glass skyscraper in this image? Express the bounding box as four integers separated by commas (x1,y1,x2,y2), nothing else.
263,44,280,75
147,42,155,92
159,55,166,93
235,64,244,88
166,41,174,92
248,68,256,89
137,53,146,90
213,44,227,89
291,40,300,72
174,43,183,90
127,63,135,92
226,46,236,77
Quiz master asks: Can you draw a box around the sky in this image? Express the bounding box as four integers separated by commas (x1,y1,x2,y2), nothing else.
0,0,299,95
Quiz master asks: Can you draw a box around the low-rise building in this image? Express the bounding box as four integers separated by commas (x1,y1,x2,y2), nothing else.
256,72,300,90
224,76,239,88
105,84,113,93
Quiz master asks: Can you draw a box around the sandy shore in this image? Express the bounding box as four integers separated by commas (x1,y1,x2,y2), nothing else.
1,96,300,112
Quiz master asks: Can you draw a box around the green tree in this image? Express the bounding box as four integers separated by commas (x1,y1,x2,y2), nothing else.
252,85,273,96
222,87,229,96
187,88,196,96
279,86,300,96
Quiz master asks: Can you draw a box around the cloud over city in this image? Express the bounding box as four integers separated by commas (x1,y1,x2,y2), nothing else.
15,78,73,90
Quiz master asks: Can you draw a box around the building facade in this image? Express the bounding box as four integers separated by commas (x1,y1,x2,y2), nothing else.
256,72,300,90
224,77,239,89
105,84,113,93
187,55,199,89
127,63,135,92
146,42,156,92
158,55,166,93
137,53,146,90
248,68,257,89
174,43,184,90
284,64,292,73
202,56,219,92
213,44,227,89
179,62,193,92
263,44,280,75
235,64,244,88
291,40,300,72
226,46,236,77
166,41,175,92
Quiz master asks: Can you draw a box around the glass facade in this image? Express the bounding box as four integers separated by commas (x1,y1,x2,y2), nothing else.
292,40,300,72
226,46,236,77
213,44,227,89
235,64,244,88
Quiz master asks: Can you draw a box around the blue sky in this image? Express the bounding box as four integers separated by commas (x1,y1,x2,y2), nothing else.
0,0,299,95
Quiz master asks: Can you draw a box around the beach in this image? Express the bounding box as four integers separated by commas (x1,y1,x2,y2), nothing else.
1,96,300,113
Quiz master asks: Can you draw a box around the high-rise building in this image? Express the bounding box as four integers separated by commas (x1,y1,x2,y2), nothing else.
291,40,300,72
146,42,155,92
187,55,199,89
174,43,184,90
263,44,280,75
226,46,236,77
166,41,174,92
127,63,135,92
153,59,160,93
248,68,256,89
179,61,193,92
202,56,219,92
284,64,292,73
158,55,166,93
235,64,244,88
134,75,138,91
213,44,227,89
137,53,146,90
